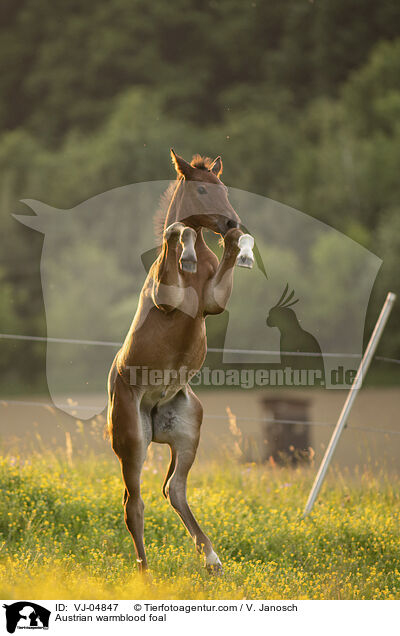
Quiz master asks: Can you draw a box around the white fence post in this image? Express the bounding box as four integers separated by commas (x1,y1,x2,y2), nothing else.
302,291,397,518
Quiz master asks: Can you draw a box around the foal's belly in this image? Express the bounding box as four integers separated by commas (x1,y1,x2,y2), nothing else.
147,385,198,445
141,382,183,410
117,303,206,444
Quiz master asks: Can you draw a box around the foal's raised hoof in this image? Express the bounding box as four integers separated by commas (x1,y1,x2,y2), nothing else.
236,233,255,269
206,562,224,576
236,254,254,268
180,258,197,273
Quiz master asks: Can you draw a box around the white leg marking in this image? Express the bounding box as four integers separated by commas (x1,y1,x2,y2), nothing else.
164,222,186,241
180,227,197,273
237,233,254,269
205,550,222,567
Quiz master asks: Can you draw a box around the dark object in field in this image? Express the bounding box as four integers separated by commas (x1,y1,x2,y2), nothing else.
261,396,312,466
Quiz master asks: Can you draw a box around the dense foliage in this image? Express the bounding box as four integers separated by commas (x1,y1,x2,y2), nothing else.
1,1,400,390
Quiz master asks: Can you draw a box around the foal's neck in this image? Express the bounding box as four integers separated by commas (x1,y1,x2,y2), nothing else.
164,178,184,230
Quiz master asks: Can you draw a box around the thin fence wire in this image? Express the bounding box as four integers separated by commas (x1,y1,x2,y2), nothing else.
0,332,400,364
0,332,398,436
0,333,122,347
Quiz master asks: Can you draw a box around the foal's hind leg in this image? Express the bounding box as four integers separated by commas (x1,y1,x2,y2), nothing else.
154,388,223,573
108,375,151,572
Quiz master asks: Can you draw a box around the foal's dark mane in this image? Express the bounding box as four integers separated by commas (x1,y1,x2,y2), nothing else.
153,155,215,241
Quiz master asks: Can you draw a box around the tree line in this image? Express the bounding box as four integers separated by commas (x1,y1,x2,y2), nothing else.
1,0,399,391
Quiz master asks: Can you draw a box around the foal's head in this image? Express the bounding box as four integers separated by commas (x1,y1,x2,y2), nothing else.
169,149,241,236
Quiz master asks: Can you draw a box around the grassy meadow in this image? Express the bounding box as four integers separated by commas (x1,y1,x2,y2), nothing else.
0,426,399,601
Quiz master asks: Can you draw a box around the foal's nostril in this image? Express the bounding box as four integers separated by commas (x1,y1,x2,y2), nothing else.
226,219,239,230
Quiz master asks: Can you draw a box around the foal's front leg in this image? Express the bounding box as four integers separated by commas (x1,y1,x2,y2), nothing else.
204,228,254,314
152,222,198,312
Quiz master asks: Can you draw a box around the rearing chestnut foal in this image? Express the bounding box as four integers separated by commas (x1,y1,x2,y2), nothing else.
107,150,254,573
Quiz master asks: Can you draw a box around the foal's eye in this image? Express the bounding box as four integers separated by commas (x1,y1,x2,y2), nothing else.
197,185,207,195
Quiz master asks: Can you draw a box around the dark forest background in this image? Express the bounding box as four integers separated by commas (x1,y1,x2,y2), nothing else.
1,0,400,392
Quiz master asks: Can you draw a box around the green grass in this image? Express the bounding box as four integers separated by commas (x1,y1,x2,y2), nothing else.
0,451,399,600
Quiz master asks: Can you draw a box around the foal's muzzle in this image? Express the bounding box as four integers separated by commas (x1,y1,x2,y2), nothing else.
219,218,240,235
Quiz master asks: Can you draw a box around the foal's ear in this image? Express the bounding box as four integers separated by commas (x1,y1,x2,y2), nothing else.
170,149,194,178
210,156,223,177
